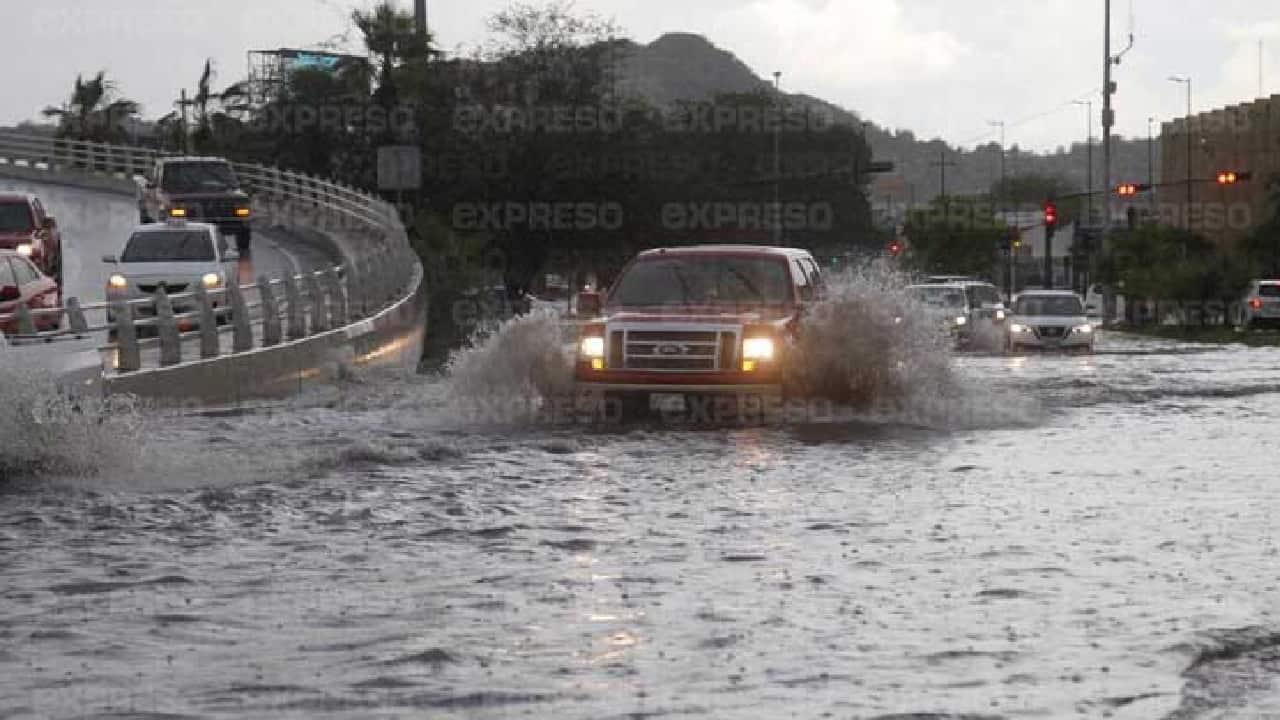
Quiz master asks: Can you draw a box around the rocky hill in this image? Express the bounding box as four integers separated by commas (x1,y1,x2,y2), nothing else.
613,33,1160,208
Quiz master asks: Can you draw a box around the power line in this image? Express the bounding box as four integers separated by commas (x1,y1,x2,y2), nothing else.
953,86,1103,148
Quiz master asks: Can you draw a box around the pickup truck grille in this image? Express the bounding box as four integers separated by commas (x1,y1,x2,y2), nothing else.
618,329,738,372
184,199,241,220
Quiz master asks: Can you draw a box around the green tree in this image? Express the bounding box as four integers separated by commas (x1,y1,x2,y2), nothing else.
903,196,1007,277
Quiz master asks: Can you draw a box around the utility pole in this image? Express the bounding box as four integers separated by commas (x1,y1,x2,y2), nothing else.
414,0,427,38
931,151,956,201
177,89,194,154
773,71,783,245
988,120,1009,297
1102,0,1113,243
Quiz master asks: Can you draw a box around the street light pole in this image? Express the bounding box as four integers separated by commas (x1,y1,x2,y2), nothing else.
988,120,1009,298
1073,100,1093,227
773,71,782,245
1169,76,1193,219
1147,116,1156,212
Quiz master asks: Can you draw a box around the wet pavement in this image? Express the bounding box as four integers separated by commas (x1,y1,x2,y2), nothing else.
4,332,1280,718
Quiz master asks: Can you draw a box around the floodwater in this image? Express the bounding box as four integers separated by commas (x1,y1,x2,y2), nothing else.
6,323,1280,717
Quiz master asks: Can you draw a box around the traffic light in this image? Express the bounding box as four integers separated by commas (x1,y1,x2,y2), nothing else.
1117,183,1138,197
887,240,903,257
1043,201,1058,230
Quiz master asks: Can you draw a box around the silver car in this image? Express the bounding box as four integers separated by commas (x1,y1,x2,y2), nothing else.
104,220,237,321
1007,290,1095,353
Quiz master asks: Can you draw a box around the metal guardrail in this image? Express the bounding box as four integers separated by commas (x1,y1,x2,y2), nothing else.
0,131,418,374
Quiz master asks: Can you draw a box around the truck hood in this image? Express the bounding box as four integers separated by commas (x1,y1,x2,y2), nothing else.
0,230,35,248
603,305,795,325
165,190,248,201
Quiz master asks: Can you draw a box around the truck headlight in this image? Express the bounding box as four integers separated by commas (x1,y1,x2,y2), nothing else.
169,207,187,218
579,336,605,358
1010,323,1031,334
1073,324,1093,334
954,316,968,327
16,244,33,257
742,337,775,361
234,207,251,218
108,274,128,290
579,335,605,370
202,272,224,289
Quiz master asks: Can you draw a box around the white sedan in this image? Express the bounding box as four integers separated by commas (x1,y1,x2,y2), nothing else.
1007,290,1095,353
104,219,238,320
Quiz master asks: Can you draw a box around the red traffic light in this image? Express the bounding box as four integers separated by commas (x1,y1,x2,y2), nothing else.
888,240,903,257
1043,201,1058,228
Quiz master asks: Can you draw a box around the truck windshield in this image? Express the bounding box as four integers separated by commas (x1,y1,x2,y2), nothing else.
1015,295,1084,316
122,231,216,262
610,256,793,307
0,203,34,233
161,163,239,193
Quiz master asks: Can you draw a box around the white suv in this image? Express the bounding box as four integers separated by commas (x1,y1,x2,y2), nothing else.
1008,290,1095,353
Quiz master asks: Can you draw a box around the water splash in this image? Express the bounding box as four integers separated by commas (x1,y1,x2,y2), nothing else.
787,262,955,408
444,309,575,422
0,367,141,481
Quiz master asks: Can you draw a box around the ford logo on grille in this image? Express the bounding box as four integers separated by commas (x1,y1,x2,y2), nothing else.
657,343,688,356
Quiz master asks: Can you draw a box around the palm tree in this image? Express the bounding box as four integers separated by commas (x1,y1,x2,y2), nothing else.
42,72,139,144
351,1,434,104
188,60,251,155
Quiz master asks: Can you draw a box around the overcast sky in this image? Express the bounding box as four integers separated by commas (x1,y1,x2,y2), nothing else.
5,0,1280,151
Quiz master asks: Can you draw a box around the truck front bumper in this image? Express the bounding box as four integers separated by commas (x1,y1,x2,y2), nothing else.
574,366,783,395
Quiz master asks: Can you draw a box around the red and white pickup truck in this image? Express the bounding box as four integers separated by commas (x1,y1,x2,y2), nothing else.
574,245,825,417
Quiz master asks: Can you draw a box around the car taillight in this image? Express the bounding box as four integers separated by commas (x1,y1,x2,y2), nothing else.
1251,298,1263,310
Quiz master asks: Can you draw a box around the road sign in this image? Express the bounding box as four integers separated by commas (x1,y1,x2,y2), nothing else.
377,145,421,191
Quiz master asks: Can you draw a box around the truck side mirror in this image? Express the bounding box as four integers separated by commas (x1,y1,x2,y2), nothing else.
102,254,118,264
577,291,602,317
42,217,56,230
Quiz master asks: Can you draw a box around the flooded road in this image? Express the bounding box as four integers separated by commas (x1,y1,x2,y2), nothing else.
4,332,1280,718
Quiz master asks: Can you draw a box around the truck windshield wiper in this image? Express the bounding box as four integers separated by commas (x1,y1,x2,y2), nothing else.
727,266,763,301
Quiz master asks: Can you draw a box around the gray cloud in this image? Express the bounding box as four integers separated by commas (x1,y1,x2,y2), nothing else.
4,0,1279,151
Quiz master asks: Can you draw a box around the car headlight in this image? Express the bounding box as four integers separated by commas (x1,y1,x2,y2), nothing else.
954,316,968,327
994,309,1006,322
742,337,775,361
1073,324,1093,334
108,274,128,290
1010,323,1031,334
15,244,33,257
169,207,187,218
202,272,224,289
579,336,605,359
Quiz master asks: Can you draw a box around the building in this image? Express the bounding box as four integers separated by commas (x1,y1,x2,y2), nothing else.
1159,94,1280,246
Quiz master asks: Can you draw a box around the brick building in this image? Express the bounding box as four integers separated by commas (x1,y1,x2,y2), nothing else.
1159,94,1280,246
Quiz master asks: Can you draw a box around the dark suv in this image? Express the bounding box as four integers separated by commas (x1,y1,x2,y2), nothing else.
138,157,253,251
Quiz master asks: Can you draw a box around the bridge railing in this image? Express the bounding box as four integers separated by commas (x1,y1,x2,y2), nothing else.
0,131,420,375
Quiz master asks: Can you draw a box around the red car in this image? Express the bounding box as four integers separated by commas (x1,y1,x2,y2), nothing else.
0,192,63,285
574,245,825,418
0,250,61,334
